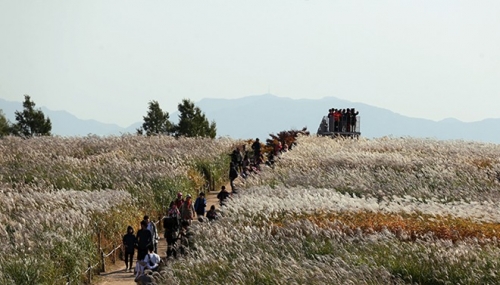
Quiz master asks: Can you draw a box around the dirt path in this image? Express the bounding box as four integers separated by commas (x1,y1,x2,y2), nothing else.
96,238,169,285
97,184,231,285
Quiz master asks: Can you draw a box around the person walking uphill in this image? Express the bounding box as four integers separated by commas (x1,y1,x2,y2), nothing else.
122,226,136,272
194,192,207,220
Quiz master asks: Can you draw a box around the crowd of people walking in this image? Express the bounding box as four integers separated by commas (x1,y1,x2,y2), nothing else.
121,216,161,278
122,189,225,280
229,137,290,181
124,137,295,283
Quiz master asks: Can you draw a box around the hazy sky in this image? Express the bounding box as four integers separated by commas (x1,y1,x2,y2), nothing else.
1,1,499,127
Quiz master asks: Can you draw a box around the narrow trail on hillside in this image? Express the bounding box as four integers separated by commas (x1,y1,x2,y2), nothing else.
97,183,230,285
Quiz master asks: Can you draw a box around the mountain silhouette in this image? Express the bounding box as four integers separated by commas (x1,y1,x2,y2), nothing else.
0,97,133,136
195,94,500,144
1,95,499,144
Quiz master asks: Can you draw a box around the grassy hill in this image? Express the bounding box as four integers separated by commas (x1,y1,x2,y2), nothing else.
168,136,500,284
1,135,500,284
0,135,235,284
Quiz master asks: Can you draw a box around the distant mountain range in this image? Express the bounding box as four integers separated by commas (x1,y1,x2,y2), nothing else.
0,97,140,136
1,95,499,144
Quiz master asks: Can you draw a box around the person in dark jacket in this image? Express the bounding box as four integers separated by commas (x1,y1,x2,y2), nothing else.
194,192,207,219
206,205,218,221
229,161,238,193
341,109,347,132
136,220,153,261
122,226,136,272
163,202,181,258
230,147,242,169
350,108,359,132
217,185,231,207
251,138,261,162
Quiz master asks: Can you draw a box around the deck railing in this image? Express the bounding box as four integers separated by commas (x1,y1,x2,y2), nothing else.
318,116,361,135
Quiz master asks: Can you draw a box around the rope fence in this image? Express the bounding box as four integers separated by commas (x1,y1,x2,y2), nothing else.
63,220,161,284
53,259,100,285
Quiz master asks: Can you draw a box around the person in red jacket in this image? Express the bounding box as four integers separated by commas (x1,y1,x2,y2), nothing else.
333,109,342,132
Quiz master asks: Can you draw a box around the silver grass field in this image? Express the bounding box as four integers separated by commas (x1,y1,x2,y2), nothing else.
1,135,500,284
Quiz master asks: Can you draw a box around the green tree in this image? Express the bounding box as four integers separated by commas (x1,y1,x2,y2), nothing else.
137,100,173,136
174,99,216,138
0,110,11,137
11,95,52,137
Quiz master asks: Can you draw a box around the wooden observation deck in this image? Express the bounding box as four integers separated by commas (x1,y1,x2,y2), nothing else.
317,116,361,138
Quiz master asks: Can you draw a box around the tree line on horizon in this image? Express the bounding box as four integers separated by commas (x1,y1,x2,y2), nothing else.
0,95,52,137
0,95,216,138
136,99,216,138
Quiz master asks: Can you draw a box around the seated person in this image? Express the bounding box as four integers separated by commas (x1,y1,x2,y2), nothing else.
144,246,161,271
217,186,231,207
206,205,219,221
135,245,161,278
